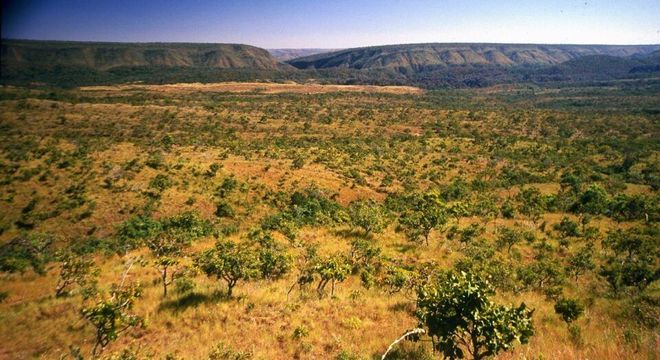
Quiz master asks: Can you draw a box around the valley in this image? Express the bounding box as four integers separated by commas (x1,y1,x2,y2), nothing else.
0,81,657,359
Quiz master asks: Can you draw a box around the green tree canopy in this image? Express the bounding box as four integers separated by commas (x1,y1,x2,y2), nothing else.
415,271,534,360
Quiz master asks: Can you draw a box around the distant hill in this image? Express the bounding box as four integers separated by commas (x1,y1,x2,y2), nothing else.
520,52,660,83
2,40,659,89
268,48,341,61
288,43,660,72
1,40,285,70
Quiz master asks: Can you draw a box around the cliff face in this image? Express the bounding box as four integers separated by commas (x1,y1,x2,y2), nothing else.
1,40,284,70
288,43,660,71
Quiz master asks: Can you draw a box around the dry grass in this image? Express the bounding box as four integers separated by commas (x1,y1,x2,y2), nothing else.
79,82,424,95
0,85,657,359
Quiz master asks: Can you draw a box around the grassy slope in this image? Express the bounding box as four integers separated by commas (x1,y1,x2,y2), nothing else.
287,43,660,70
0,83,658,359
1,40,285,70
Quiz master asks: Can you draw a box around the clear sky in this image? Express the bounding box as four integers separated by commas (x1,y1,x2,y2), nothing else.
2,0,659,48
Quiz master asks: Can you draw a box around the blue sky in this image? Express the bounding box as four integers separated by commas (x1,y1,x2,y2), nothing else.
2,0,659,48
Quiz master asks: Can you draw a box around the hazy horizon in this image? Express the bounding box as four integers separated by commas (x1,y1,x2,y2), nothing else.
2,0,659,48
3,38,660,49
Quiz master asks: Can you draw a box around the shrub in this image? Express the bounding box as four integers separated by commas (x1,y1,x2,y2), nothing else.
553,216,580,238
161,211,213,241
215,200,235,218
292,325,309,340
0,233,54,275
289,187,346,226
554,297,585,324
600,226,658,292
147,234,186,297
572,184,609,215
116,215,162,248
567,243,596,280
517,258,566,298
216,177,238,198
348,199,391,235
55,251,99,297
149,174,173,192
207,342,252,359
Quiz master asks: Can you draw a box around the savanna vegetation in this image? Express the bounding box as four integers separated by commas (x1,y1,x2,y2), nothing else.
0,81,658,359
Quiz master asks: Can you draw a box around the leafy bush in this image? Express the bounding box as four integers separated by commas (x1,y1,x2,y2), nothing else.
207,342,253,360
554,297,585,324
161,211,213,241
215,201,235,218
600,226,659,292
496,227,525,254
516,258,565,298
81,283,144,356
116,215,162,248
0,233,54,274
288,187,346,226
149,174,173,192
571,184,609,215
348,199,390,235
216,177,238,198
55,251,99,297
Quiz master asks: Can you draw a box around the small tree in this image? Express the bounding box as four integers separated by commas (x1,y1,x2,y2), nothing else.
573,184,609,215
146,234,184,297
567,243,596,281
554,297,584,324
55,251,98,297
195,240,260,297
287,245,318,297
495,227,523,255
600,227,658,292
448,201,470,226
398,191,448,246
500,200,515,220
517,258,566,298
553,216,580,239
349,238,383,289
517,187,544,225
81,283,144,357
247,229,292,280
313,254,351,297
415,271,534,359
348,199,390,236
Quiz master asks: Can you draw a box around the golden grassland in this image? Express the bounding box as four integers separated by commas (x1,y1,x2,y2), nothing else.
0,84,658,359
0,220,655,359
78,82,424,95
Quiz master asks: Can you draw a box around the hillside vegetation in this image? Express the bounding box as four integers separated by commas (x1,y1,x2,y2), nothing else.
1,40,285,71
2,40,660,89
268,49,340,61
0,82,658,359
287,43,660,70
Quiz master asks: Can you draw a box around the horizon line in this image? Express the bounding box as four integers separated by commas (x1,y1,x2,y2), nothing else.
3,38,660,50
